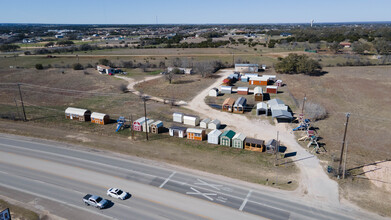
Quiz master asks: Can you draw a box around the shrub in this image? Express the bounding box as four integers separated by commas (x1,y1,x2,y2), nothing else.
72,63,84,70
119,84,128,93
24,51,31,55
35,64,44,70
304,101,327,121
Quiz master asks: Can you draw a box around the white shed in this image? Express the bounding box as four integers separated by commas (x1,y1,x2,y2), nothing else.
220,86,232,94
173,112,184,123
183,115,200,126
232,133,246,149
263,75,276,81
200,118,211,128
256,102,268,116
208,129,222,145
209,88,219,97
169,126,187,138
142,119,154,132
208,119,221,130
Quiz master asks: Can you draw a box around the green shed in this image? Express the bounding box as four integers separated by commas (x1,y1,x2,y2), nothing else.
220,130,236,147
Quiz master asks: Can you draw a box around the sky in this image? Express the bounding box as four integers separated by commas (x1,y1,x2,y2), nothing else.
1,0,391,24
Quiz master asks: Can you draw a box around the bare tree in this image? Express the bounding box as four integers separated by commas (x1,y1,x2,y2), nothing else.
171,58,182,67
194,61,214,78
165,68,181,84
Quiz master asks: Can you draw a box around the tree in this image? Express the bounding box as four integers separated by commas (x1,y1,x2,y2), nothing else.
275,53,322,75
171,58,182,67
165,68,180,84
72,63,84,70
56,40,74,46
45,42,55,47
373,39,391,55
352,41,371,54
329,41,343,54
0,44,20,52
99,58,111,66
35,64,44,70
194,61,214,78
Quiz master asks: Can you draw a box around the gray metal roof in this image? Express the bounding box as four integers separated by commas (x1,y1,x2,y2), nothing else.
169,126,187,131
234,97,247,107
271,109,293,119
245,138,264,145
268,99,285,107
235,64,259,67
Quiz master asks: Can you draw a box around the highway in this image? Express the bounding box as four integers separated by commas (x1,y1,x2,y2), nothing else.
0,134,382,220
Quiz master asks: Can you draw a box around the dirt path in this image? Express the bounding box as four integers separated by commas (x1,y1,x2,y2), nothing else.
115,75,187,105
185,69,340,205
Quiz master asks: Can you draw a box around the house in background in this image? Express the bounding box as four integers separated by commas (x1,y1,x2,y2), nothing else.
167,67,194,74
187,128,206,141
91,112,110,125
208,129,222,145
220,130,236,147
222,98,235,112
232,133,246,149
169,126,187,138
97,65,116,75
65,107,91,122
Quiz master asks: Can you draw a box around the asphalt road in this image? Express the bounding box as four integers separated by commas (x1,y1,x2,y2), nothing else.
0,134,382,220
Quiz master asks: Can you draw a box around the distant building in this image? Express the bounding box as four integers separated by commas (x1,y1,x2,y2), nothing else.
235,64,259,73
167,67,193,75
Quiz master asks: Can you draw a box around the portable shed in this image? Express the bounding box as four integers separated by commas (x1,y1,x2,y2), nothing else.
237,87,249,95
222,78,232,86
240,76,249,82
232,133,246,149
208,119,221,130
245,138,265,152
244,73,259,78
276,80,283,87
173,112,184,123
183,115,200,126
266,139,279,154
65,107,91,122
200,118,211,128
169,126,187,138
271,109,293,122
208,129,222,144
220,86,232,94
261,64,267,70
268,99,285,108
254,86,263,101
233,97,247,114
220,130,236,147
150,120,163,134
266,86,278,94
249,76,269,86
209,88,219,97
256,102,268,116
133,117,148,131
222,98,235,112
187,128,206,141
227,74,239,82
263,75,277,82
142,119,154,132
235,64,259,73
91,112,110,125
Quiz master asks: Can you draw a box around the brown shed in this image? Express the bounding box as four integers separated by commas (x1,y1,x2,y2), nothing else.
65,107,91,122
244,138,265,152
237,87,249,95
222,98,235,112
91,112,110,125
266,86,278,94
254,86,263,101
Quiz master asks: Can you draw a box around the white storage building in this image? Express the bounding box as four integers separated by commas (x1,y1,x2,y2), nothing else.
142,119,154,132
209,88,219,97
208,119,221,130
183,115,200,126
173,112,184,123
200,118,211,128
256,102,268,116
208,129,222,145
220,86,232,94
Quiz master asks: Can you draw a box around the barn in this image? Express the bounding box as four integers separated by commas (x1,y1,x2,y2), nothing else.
150,120,163,134
65,107,91,122
173,112,184,123
142,119,154,132
232,133,246,149
220,130,236,147
183,115,200,126
220,86,232,94
249,76,269,86
91,112,110,125
200,118,211,128
237,87,249,95
209,88,219,97
222,98,235,112
208,119,221,130
256,102,268,116
233,97,247,114
245,138,265,152
208,129,222,145
169,126,187,138
254,86,263,101
266,86,278,94
235,64,259,73
133,117,148,131
187,128,206,141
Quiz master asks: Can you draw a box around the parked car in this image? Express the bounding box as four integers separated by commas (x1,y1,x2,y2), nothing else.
107,188,128,200
83,194,109,209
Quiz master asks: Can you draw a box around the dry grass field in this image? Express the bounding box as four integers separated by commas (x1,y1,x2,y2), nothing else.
279,66,391,216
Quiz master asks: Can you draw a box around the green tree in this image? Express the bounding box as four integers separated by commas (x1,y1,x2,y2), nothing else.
72,63,84,70
373,39,391,55
275,54,321,75
0,44,20,52
99,58,111,66
352,41,371,54
45,42,55,47
35,64,44,70
329,41,343,54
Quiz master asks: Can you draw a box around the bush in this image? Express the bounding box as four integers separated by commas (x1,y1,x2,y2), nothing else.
72,63,84,70
119,84,128,93
0,44,20,52
24,51,31,55
99,58,111,66
304,101,327,121
35,64,43,70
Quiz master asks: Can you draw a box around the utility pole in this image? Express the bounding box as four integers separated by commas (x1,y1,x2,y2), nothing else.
17,83,27,121
301,94,307,115
275,131,279,166
142,97,149,141
342,140,348,179
338,113,350,177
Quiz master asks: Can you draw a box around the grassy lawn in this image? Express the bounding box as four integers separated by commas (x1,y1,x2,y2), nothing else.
0,199,39,220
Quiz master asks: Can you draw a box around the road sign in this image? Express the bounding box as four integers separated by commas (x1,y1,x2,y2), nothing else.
0,208,11,220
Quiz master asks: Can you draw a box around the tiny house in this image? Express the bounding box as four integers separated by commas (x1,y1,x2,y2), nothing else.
65,107,91,122
233,97,247,114
220,86,232,94
169,126,187,138
244,138,265,152
232,133,246,149
237,87,249,95
266,86,278,94
200,118,211,128
254,86,263,101
173,112,184,123
150,120,163,134
208,119,221,130
222,98,235,112
91,112,110,125
220,130,236,147
209,88,219,97
183,115,200,126
208,129,222,145
187,128,206,141
133,117,148,131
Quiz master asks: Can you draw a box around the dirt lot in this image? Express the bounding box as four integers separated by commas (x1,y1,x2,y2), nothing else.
279,66,391,216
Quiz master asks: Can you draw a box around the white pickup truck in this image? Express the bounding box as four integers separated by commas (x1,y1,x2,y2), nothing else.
83,194,109,209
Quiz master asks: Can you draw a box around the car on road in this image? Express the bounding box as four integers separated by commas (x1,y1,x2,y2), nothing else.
107,188,128,200
83,194,109,209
